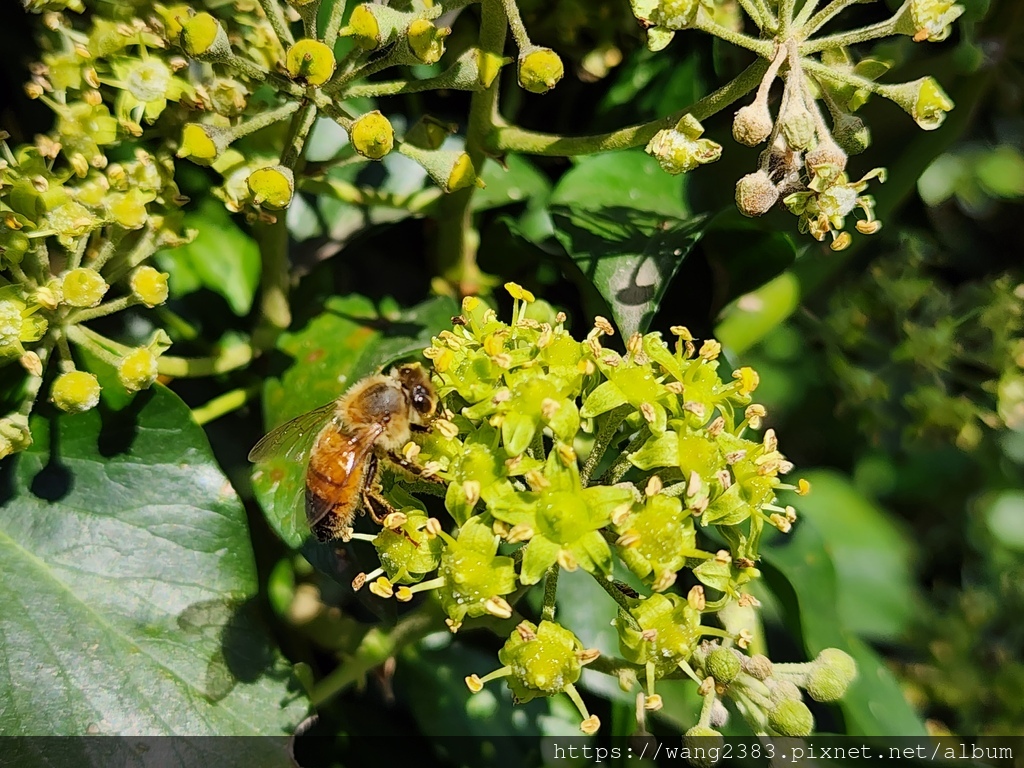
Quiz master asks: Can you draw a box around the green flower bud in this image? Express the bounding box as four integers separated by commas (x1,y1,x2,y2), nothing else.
683,726,724,767
499,620,583,701
744,654,773,680
51,370,101,413
899,0,964,42
805,141,848,177
130,266,170,307
518,48,564,94
107,189,151,230
732,102,773,146
118,347,159,393
374,510,444,584
180,12,231,60
340,4,414,51
477,50,508,88
651,0,701,29
0,288,47,357
645,115,722,175
177,123,229,166
879,77,954,131
438,517,517,625
0,415,32,459
806,664,851,702
816,648,857,681
780,103,816,150
735,171,779,217
2,231,30,265
350,111,395,160
247,165,294,209
616,593,701,675
407,19,449,65
62,268,108,308
767,699,814,737
706,648,741,685
399,144,482,193
832,114,870,155
285,39,336,87
159,4,192,45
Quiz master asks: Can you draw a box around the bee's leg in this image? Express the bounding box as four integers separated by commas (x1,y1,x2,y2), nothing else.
385,450,446,486
358,454,387,524
410,424,431,433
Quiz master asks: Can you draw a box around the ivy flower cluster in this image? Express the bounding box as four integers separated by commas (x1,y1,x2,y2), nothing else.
162,0,573,219
631,0,963,250
344,284,855,735
0,125,186,458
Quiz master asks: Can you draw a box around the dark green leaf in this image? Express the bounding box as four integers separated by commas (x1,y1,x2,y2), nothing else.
155,199,262,316
550,150,690,219
762,520,927,736
550,206,708,338
0,385,308,741
793,470,920,641
474,155,552,213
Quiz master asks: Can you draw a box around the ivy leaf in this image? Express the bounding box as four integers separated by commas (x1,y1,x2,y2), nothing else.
0,385,308,744
793,470,920,641
155,198,261,316
251,294,457,549
762,519,927,736
550,205,708,339
550,149,689,219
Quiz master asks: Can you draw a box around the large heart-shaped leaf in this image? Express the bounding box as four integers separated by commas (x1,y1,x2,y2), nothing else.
0,385,307,745
251,294,457,549
550,206,709,339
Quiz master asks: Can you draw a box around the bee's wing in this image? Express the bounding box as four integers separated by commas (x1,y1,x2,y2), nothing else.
248,401,338,464
305,423,385,533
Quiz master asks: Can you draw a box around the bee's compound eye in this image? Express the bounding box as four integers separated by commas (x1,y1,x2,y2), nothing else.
411,385,433,414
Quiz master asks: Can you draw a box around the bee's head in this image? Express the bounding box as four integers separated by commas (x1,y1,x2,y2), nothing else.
393,363,437,421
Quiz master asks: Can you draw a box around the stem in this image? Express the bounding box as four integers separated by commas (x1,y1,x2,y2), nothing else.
67,234,90,272
323,0,347,49
72,325,254,378
310,610,438,707
489,58,769,156
737,0,778,32
793,0,822,29
64,324,120,366
598,428,649,485
779,0,797,34
226,53,271,83
65,295,139,325
694,14,775,57
800,57,885,97
497,0,531,50
230,100,303,143
591,574,642,631
541,564,558,622
192,384,261,425
252,216,292,350
259,0,295,48
280,100,318,168
434,0,507,294
580,404,630,487
800,1,908,53
802,0,868,36
158,344,255,378
105,226,156,283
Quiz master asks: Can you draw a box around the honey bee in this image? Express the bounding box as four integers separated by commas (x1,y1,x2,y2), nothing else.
248,363,440,542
